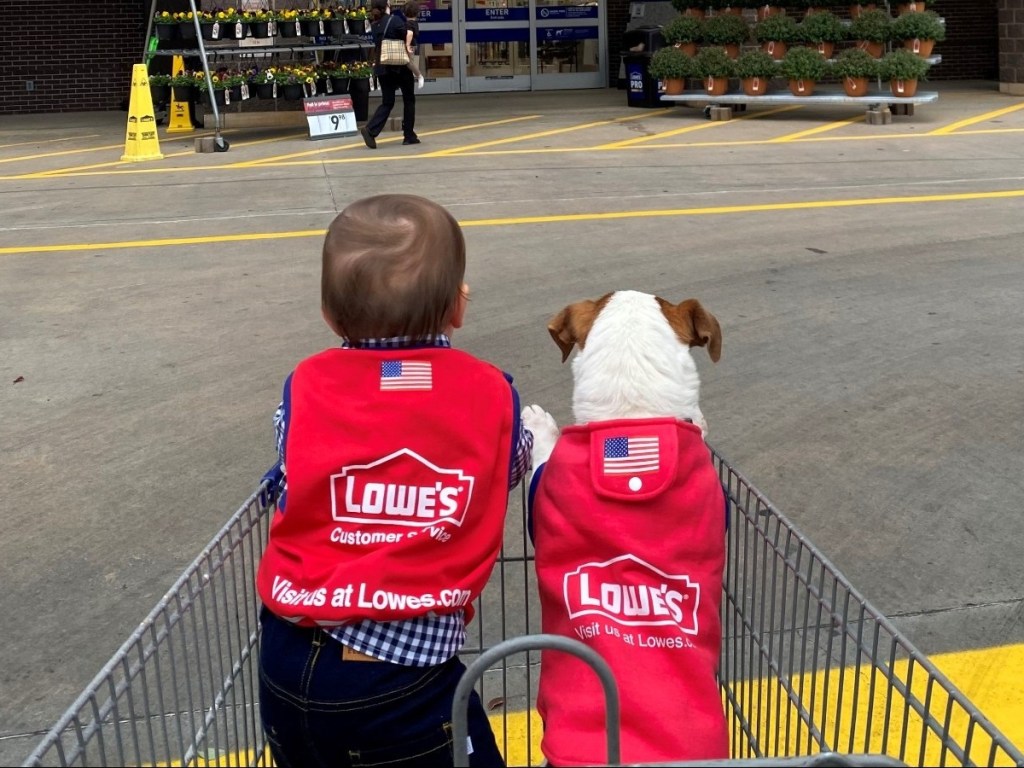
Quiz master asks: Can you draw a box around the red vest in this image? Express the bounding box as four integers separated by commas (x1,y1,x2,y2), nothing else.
257,347,514,626
532,418,728,766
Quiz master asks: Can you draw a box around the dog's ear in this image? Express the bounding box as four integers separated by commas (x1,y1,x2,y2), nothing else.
658,298,723,363
547,297,608,363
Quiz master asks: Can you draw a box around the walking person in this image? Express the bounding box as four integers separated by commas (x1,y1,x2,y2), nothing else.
361,0,419,148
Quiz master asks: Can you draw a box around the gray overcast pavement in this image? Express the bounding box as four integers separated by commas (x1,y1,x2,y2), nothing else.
1,84,1022,761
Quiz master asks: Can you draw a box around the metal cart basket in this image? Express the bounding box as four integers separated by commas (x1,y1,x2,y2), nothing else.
22,449,1023,767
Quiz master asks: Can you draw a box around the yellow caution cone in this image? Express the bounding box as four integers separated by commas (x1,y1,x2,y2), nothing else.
121,64,164,162
167,55,194,134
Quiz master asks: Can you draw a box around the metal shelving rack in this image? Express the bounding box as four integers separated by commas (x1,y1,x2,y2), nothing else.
141,0,372,151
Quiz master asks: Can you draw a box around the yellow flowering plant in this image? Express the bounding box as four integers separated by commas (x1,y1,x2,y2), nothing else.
154,10,176,24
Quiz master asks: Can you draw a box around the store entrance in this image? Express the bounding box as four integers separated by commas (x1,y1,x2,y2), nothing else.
415,0,606,94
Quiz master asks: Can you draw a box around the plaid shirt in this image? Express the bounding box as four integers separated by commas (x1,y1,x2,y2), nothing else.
273,334,533,666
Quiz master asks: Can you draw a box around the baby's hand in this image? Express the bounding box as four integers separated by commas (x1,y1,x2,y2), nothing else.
522,404,559,468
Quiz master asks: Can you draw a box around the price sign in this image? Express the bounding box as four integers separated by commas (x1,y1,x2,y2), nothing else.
303,95,358,140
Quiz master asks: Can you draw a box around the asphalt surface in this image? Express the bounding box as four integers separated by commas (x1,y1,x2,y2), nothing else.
1,83,1022,763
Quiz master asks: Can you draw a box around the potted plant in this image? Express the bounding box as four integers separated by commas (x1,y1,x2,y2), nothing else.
701,12,750,58
754,13,798,59
880,47,930,96
348,61,374,121
346,7,370,35
275,8,302,38
779,44,827,95
896,0,927,15
299,8,330,37
832,47,880,96
196,10,221,41
319,60,352,94
849,2,878,20
670,0,706,18
693,45,736,95
798,10,845,59
735,49,778,95
707,0,744,16
243,8,274,38
170,70,199,102
649,46,695,94
147,72,172,104
197,72,228,108
251,68,278,99
219,69,250,102
751,1,785,22
849,8,891,58
327,8,348,37
175,10,199,41
891,9,945,58
153,11,178,41
213,8,248,40
663,15,704,56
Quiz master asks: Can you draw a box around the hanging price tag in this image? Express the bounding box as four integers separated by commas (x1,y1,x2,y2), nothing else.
236,21,243,38
212,21,221,39
303,95,358,140
241,83,250,100
295,20,302,36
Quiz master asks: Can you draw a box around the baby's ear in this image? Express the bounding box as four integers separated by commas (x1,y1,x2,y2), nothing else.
322,306,345,338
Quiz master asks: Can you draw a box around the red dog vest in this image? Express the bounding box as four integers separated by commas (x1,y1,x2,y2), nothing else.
532,418,727,766
257,347,514,626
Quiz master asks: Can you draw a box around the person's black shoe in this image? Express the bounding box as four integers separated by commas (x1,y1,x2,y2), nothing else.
360,126,377,149
402,137,421,145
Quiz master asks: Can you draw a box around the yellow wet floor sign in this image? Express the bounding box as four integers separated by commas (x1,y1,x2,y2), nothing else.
121,64,164,162
167,55,193,134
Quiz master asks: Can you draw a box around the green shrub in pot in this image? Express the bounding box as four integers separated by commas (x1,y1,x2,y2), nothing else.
779,44,829,80
648,45,696,80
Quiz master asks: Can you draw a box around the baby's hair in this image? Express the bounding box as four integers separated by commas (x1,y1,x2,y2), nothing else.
322,194,466,342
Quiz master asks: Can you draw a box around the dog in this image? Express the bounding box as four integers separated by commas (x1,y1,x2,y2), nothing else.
522,290,728,767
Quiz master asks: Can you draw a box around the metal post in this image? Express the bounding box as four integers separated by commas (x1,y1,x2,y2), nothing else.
451,634,621,767
187,0,225,147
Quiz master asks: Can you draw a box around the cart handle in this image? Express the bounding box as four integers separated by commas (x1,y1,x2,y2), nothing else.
259,462,284,507
452,634,620,767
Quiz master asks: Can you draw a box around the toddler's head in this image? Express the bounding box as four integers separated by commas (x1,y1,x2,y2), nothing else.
322,194,467,343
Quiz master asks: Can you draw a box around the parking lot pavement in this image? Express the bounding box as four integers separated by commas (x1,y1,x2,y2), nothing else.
2,82,1023,762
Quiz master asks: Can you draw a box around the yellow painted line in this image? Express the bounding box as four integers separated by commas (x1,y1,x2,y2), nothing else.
233,115,541,167
597,105,802,149
5,188,1024,257
425,109,675,156
152,644,1024,767
0,134,101,149
0,229,324,255
770,114,866,142
929,100,1024,135
0,142,125,165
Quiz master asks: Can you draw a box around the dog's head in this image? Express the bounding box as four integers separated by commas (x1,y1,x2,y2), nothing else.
548,290,721,433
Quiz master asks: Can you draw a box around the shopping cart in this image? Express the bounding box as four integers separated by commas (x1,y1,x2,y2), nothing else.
21,451,1023,767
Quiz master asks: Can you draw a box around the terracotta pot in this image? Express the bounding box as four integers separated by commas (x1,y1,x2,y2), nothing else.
663,77,685,95
756,5,783,21
812,41,835,60
890,77,919,97
842,76,870,96
719,6,744,16
723,43,741,60
904,38,936,58
682,7,705,18
675,42,698,57
897,1,925,14
704,75,730,96
849,3,878,19
856,40,885,58
788,78,816,96
805,6,826,16
762,40,788,60
742,76,770,96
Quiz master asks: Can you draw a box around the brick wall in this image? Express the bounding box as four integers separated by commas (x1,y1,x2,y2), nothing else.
999,0,1024,88
0,1,146,114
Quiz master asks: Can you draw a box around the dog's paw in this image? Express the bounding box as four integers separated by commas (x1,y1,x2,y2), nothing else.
522,404,559,467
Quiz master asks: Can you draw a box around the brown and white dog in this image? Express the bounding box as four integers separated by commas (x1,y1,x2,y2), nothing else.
523,290,728,767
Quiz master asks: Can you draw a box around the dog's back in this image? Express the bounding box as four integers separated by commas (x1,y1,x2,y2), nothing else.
532,417,728,766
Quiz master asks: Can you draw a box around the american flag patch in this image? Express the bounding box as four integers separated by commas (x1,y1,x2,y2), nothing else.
380,361,432,391
603,436,659,475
